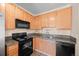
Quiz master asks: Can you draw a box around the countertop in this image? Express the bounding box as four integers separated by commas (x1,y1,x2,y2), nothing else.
5,33,76,46
27,33,76,44
5,37,18,46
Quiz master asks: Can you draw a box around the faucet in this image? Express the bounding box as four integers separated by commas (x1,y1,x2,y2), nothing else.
45,30,49,34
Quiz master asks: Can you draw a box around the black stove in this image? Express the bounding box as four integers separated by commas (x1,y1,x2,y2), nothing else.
12,32,33,56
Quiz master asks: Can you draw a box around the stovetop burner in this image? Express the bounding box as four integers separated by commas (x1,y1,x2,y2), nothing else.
12,32,27,41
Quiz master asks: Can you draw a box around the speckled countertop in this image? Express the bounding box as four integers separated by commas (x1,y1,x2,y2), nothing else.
5,33,76,46
5,37,18,46
27,33,76,44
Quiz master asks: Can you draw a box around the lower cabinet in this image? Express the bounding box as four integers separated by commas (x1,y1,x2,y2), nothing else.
6,42,18,56
33,37,56,56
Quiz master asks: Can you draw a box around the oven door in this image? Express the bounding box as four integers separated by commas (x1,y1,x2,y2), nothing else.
23,41,32,49
21,38,33,56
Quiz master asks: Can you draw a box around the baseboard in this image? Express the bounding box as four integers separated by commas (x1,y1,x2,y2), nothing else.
34,49,50,56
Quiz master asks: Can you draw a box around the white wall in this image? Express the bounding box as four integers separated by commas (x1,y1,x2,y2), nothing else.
0,13,5,55
71,4,79,56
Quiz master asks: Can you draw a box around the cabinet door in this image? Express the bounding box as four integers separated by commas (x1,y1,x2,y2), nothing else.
7,43,18,56
25,12,32,21
35,16,42,29
30,15,34,29
15,7,25,21
31,14,48,29
30,17,37,29
24,12,29,21
34,37,56,56
41,14,48,28
47,11,57,28
56,7,72,30
30,16,41,29
33,39,36,49
42,40,56,56
33,37,40,49
5,4,16,29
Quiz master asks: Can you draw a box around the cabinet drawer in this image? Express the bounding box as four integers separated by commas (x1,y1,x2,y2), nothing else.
8,44,18,51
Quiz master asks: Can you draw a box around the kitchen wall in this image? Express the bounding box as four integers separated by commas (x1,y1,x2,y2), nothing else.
71,4,79,56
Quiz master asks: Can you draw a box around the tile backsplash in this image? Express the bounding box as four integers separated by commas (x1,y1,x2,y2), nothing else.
41,28,71,35
5,29,36,36
5,28,71,36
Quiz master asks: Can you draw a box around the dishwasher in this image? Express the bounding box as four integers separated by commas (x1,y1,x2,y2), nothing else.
56,41,75,56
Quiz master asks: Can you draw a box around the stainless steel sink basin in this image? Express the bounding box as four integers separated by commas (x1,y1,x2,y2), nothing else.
42,35,53,39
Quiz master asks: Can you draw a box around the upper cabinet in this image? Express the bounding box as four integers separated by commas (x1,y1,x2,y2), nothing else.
4,3,72,30
24,11,29,21
31,7,72,30
35,16,42,29
34,11,57,28
47,11,57,28
56,7,72,30
5,3,33,30
41,14,48,28
5,4,16,29
24,12,34,29
15,6,25,21
30,16,42,29
24,12,33,22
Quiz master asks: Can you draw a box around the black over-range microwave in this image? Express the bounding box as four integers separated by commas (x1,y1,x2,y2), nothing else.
15,19,30,29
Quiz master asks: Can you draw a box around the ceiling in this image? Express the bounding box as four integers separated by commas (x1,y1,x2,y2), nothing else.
17,3,70,16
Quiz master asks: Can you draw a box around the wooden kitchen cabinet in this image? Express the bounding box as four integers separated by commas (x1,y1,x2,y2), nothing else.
32,7,71,29
24,12,34,29
56,7,72,30
24,11,29,21
36,11,56,28
15,6,25,21
33,38,39,50
41,14,48,28
24,12,33,22
30,16,35,29
33,37,56,56
35,16,42,29
31,14,47,29
47,11,57,28
6,42,18,56
31,16,42,29
5,4,16,29
30,17,37,29
5,3,33,29
33,39,36,50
